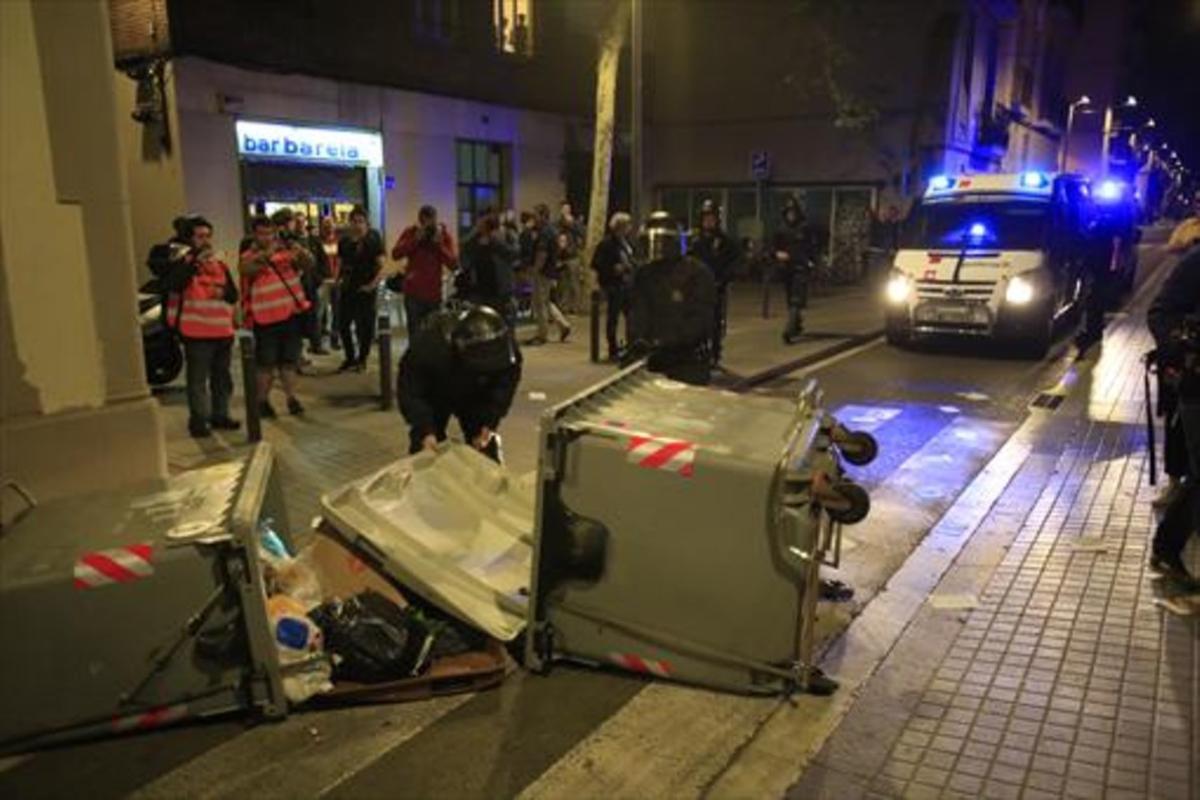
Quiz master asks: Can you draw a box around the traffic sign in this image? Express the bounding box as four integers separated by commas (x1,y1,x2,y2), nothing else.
750,150,771,180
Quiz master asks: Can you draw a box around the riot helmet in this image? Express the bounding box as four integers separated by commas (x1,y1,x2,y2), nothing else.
451,305,516,373
698,198,721,228
640,210,686,261
781,195,804,226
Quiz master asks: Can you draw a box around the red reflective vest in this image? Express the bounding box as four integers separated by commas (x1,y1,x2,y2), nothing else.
166,259,236,339
241,248,311,328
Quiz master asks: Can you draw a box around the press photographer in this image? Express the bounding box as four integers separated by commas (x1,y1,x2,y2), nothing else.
1147,242,1200,592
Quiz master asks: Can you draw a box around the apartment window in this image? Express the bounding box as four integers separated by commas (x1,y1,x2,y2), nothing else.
456,140,508,236
494,0,533,56
415,0,459,42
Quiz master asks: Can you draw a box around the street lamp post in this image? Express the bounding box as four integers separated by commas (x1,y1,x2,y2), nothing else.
1060,95,1091,172
630,0,644,223
1101,95,1138,177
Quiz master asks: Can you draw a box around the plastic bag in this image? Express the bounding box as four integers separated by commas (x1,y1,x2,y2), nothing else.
309,590,435,684
268,594,333,703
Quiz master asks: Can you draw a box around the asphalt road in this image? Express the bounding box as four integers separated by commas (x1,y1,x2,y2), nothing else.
0,234,1178,800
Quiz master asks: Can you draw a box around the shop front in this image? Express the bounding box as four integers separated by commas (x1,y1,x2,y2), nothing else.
236,119,385,230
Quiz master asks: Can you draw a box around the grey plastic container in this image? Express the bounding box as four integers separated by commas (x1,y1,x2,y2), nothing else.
0,444,289,752
524,365,869,695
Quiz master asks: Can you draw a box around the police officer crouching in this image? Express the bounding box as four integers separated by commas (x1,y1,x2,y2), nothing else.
626,211,717,386
398,305,522,463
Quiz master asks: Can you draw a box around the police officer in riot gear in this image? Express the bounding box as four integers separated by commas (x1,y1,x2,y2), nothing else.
1147,245,1200,592
689,199,740,366
627,211,717,386
398,304,522,463
774,196,819,344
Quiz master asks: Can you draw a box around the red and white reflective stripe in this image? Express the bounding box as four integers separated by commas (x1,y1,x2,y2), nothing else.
73,543,154,589
609,652,672,678
111,703,188,733
626,434,696,478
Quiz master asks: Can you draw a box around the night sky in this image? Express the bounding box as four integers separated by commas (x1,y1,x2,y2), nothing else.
1130,0,1200,179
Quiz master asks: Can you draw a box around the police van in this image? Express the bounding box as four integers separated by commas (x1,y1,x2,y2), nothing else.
885,171,1094,357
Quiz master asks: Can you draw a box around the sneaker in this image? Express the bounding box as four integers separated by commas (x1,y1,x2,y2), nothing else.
258,401,277,419
1152,479,1182,509
560,326,572,343
337,360,356,373
209,416,241,431
287,397,305,416
1149,554,1200,591
188,420,212,438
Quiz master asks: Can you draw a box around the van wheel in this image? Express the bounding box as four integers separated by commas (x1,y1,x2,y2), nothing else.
1017,311,1053,360
885,321,910,348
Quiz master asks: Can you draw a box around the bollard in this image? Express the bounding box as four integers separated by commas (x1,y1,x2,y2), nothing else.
589,289,602,364
761,266,771,319
238,332,261,443
377,313,394,411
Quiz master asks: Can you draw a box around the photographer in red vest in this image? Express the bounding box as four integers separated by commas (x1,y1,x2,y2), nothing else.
240,214,314,419
161,216,240,438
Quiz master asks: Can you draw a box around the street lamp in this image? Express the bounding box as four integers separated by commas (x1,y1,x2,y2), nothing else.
1059,95,1093,172
1101,95,1139,176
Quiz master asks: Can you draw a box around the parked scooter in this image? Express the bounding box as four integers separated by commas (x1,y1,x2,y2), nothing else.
139,281,183,386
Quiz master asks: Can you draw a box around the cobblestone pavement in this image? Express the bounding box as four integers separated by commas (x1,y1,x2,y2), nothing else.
789,290,1198,800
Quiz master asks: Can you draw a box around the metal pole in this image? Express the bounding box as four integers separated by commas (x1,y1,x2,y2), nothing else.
377,312,394,411
631,0,644,221
1100,105,1114,177
238,333,261,443
1060,103,1076,172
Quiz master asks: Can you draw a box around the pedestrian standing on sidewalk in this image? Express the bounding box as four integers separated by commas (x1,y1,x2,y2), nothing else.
459,206,519,329
319,216,341,350
292,211,331,355
774,196,818,344
556,201,586,313
398,305,522,463
336,206,387,372
240,214,313,418
591,211,636,362
526,203,572,345
1146,243,1200,592
391,205,457,338
161,216,240,438
689,199,739,366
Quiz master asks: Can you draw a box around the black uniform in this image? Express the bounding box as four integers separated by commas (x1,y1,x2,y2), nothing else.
460,227,520,328
773,220,819,342
591,232,635,359
1147,247,1200,586
689,228,739,363
628,254,717,386
398,310,522,458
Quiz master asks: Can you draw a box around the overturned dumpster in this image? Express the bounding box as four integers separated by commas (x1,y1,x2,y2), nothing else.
0,444,505,755
322,363,876,696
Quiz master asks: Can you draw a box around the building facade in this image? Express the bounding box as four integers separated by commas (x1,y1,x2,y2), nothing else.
641,0,1081,279
108,0,608,269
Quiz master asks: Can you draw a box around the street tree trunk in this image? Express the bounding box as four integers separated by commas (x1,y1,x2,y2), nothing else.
582,0,631,297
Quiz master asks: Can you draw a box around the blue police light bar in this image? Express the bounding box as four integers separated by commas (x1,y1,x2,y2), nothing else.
928,175,955,191
968,222,988,238
1096,179,1124,202
1019,171,1049,189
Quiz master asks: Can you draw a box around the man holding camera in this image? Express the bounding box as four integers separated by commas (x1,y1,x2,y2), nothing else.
337,206,387,372
391,205,457,338
1148,243,1200,593
159,216,240,438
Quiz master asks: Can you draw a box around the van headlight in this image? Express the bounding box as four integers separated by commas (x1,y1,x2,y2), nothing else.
1005,275,1035,305
886,274,913,304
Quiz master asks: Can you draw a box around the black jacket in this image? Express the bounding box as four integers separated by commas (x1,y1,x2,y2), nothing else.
629,255,716,351
398,311,522,437
1148,246,1200,399
773,223,820,270
591,233,635,290
460,228,519,302
689,229,739,287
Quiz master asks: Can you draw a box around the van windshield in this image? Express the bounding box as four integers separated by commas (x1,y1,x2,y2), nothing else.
903,198,1051,251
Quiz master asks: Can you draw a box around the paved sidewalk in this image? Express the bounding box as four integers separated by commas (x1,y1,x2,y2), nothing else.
787,286,1198,799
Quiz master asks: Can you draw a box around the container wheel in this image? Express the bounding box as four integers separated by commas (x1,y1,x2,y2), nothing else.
838,431,878,467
